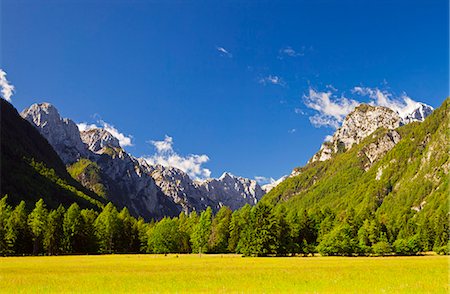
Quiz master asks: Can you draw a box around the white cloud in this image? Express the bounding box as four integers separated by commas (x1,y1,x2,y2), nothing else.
324,135,333,142
352,86,422,118
309,115,341,129
303,88,360,128
150,135,173,153
144,136,211,180
77,120,133,147
294,108,305,115
216,46,232,58
288,128,296,133
255,176,276,185
77,123,98,132
278,46,305,58
0,69,15,102
259,75,286,86
101,121,133,147
303,85,427,129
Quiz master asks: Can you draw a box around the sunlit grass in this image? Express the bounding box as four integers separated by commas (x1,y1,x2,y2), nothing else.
0,254,448,293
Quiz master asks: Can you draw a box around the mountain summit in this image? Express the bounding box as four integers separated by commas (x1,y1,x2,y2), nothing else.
311,103,432,163
20,102,265,219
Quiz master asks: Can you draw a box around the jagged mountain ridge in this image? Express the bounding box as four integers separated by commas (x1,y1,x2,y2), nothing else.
200,172,265,210
20,102,264,219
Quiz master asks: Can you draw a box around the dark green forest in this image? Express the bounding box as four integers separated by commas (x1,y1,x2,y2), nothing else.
0,196,448,257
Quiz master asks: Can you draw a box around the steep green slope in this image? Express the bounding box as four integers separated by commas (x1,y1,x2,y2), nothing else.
262,98,449,246
67,158,107,198
0,99,106,210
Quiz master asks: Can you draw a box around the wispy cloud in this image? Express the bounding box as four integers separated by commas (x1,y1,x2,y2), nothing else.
255,176,276,185
259,75,286,87
216,46,232,58
144,135,211,180
278,46,304,58
0,69,15,102
303,88,359,128
77,120,134,147
294,108,305,115
278,45,313,59
77,123,98,132
352,87,423,118
150,135,173,153
288,128,296,134
303,85,428,129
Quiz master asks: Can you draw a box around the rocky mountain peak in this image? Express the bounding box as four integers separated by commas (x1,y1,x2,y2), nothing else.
401,103,434,124
311,104,402,163
21,101,269,218
219,172,236,181
21,103,88,164
200,173,264,210
310,102,434,163
80,128,121,153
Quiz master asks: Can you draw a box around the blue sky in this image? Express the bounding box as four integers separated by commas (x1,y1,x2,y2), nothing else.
1,0,448,182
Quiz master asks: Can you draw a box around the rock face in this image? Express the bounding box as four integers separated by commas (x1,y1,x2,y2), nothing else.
21,103,88,164
199,172,265,210
311,105,403,163
358,130,402,171
310,103,434,164
138,161,214,213
80,128,121,153
21,102,265,218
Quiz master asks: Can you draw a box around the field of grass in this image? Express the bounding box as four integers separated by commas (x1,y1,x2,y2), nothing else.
0,254,448,293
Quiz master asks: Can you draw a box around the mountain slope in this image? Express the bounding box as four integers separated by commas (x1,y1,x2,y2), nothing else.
262,98,449,242
21,102,265,219
199,172,264,210
0,99,105,210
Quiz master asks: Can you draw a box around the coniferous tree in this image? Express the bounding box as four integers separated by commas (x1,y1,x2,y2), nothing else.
117,207,137,252
191,207,212,254
0,196,12,255
28,199,48,255
227,210,242,253
63,203,84,253
5,201,31,255
274,206,291,256
80,209,98,253
95,203,120,253
148,217,181,254
235,204,252,254
208,206,232,253
135,217,149,253
242,204,278,257
286,210,301,255
44,205,65,255
177,212,192,253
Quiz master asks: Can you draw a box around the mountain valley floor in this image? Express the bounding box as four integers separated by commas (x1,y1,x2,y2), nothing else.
0,254,447,293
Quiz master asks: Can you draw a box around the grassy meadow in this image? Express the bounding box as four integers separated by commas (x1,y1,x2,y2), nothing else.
0,254,448,293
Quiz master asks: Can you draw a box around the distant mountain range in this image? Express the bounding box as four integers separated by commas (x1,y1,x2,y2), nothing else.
1,96,441,222
19,102,264,219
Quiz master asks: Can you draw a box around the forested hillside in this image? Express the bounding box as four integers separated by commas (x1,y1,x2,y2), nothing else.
0,99,106,210
1,99,448,257
261,97,449,254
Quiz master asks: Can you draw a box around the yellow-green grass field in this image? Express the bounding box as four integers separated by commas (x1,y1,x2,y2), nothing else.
0,254,448,293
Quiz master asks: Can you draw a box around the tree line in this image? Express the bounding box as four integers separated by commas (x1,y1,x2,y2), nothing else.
0,196,448,256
